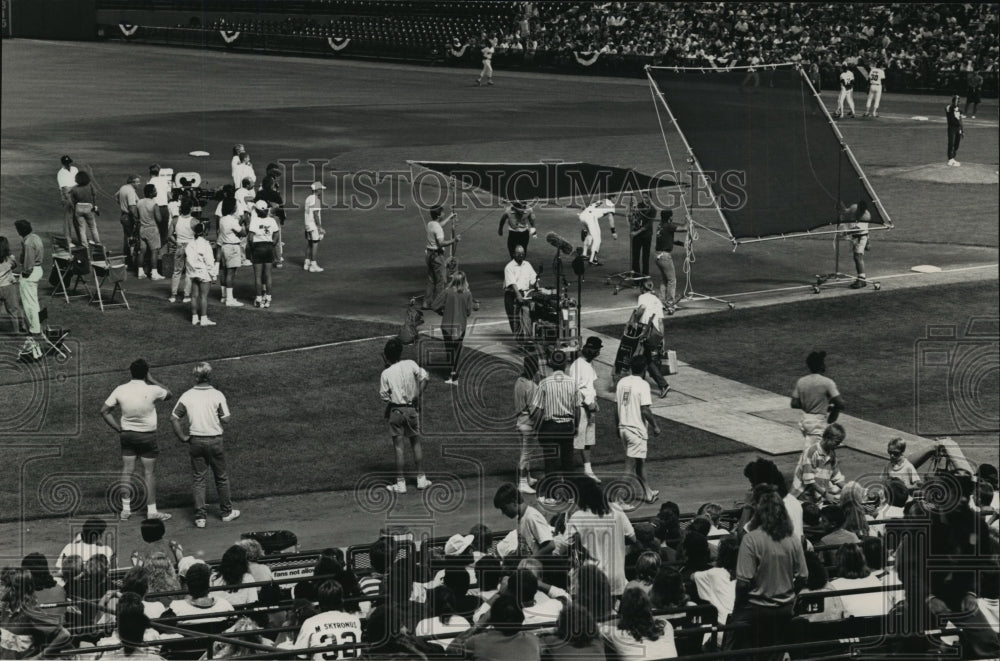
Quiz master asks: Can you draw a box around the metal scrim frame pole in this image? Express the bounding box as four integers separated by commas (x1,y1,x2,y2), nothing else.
646,66,735,310
796,64,891,292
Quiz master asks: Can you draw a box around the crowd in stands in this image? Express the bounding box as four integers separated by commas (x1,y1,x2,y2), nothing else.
102,1,999,94
2,443,998,659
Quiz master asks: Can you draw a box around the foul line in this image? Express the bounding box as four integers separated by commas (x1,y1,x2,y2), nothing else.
215,334,397,363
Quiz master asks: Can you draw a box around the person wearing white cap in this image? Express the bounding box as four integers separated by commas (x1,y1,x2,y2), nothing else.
578,199,617,266
248,201,279,308
303,182,326,272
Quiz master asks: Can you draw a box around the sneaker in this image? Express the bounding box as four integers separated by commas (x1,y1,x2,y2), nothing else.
254,297,262,308
585,472,602,484
386,482,407,494
417,475,432,490
475,79,481,86
168,296,177,303
137,271,147,279
182,297,192,303
487,80,494,86
970,115,976,119
617,500,640,513
192,317,200,326
241,258,252,267
151,271,165,281
444,378,458,386
863,112,869,117
275,262,284,269
200,318,218,326
263,296,271,309
644,490,661,504
221,509,241,522
518,480,536,494
309,264,325,273
849,279,867,289
303,262,311,271
225,298,245,307
952,160,961,167
874,112,879,118
147,512,172,521
947,159,957,166
194,518,206,528
659,385,671,398
848,112,855,118
119,509,131,521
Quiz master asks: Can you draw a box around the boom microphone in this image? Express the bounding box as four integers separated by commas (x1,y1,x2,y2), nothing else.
546,232,574,255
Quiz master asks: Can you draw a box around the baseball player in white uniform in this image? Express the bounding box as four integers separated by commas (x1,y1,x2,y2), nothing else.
836,64,856,118
476,40,495,86
578,199,617,266
864,64,885,118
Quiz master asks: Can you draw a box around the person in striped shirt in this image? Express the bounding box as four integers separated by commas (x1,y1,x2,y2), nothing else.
379,338,431,494
790,423,847,504
530,351,582,507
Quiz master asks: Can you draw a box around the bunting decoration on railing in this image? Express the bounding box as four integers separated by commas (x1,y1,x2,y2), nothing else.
220,30,241,45
118,24,139,38
327,37,350,51
449,42,469,58
573,50,601,66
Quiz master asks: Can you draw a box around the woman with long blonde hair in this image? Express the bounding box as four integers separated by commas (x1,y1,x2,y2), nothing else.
432,270,474,385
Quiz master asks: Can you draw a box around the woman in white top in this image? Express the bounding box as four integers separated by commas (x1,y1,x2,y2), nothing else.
210,545,259,608
56,519,114,579
415,585,472,651
567,477,636,596
829,543,887,617
609,587,678,659
231,148,255,188
91,592,167,660
183,221,218,327
167,563,234,625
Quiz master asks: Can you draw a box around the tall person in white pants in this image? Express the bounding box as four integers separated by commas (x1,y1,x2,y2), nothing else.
836,64,856,118
864,64,885,118
476,41,495,86
303,182,325,272
578,199,617,265
15,220,44,342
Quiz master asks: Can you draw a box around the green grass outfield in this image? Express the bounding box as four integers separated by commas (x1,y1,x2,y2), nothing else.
3,280,995,522
596,279,999,438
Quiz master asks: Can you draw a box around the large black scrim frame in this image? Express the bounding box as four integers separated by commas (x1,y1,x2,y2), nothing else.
646,64,892,244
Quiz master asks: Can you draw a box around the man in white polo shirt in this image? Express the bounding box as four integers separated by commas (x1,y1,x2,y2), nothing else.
100,358,173,522
58,155,79,246
616,354,661,509
171,362,240,528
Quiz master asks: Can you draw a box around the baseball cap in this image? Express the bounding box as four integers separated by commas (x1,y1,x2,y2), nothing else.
444,534,475,556
311,182,326,191
177,556,207,577
584,337,603,351
253,200,269,211
60,155,73,166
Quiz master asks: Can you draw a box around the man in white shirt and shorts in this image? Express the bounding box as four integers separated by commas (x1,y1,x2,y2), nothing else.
100,358,173,522
303,181,325,272
616,355,661,507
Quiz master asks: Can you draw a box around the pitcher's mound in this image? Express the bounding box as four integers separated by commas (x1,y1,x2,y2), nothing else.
871,162,998,184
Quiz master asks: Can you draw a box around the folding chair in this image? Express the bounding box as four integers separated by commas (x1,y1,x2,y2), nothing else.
41,324,72,360
89,244,130,311
50,236,90,303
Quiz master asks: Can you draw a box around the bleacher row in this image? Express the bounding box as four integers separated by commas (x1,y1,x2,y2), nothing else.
37,508,937,660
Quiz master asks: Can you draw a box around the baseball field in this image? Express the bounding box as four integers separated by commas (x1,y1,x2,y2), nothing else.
1,38,997,541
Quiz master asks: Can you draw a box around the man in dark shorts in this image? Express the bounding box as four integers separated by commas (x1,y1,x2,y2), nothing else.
630,192,657,276
101,358,173,521
379,337,432,494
